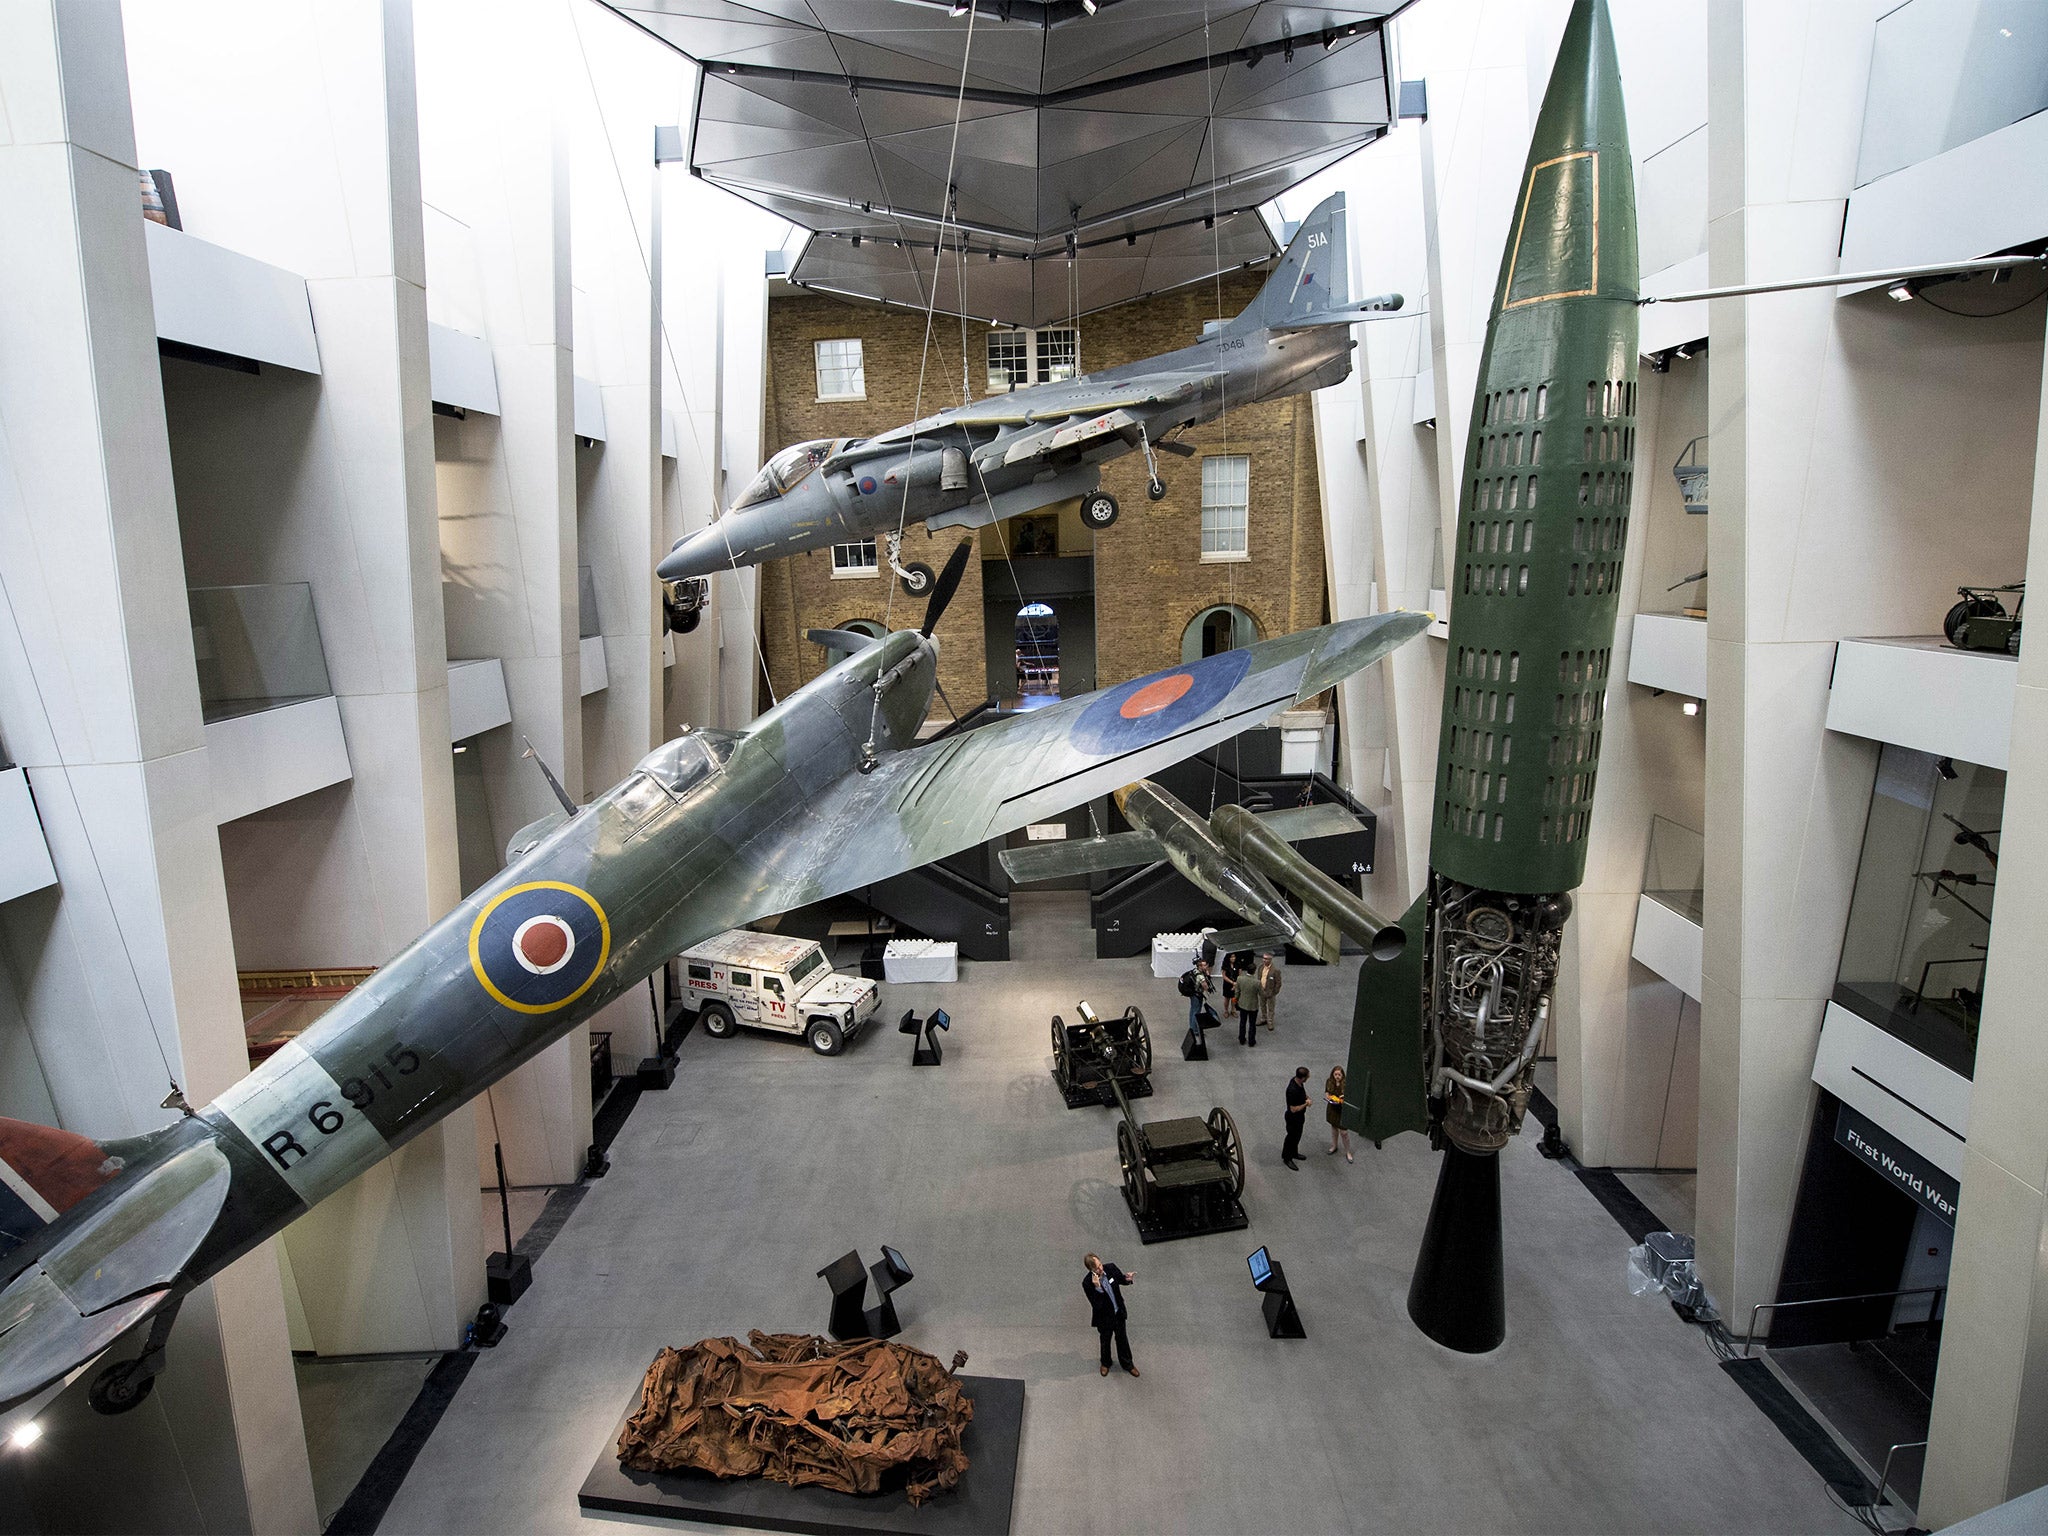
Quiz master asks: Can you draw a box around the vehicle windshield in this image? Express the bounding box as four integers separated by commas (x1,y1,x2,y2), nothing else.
731,439,845,511
788,950,826,989
633,730,736,799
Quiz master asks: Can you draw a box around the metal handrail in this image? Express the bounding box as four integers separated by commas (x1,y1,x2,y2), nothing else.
1743,1286,1946,1355
1874,1439,1928,1514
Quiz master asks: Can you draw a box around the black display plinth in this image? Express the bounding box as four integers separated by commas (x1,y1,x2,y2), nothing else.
1125,1186,1248,1245
1255,1258,1307,1339
577,1375,1024,1536
1407,1144,1506,1353
486,1251,531,1306
637,1055,676,1089
1180,1029,1208,1061
818,1250,870,1341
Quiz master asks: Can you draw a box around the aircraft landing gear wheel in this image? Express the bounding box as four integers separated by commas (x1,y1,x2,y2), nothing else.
1147,476,1167,502
1117,1120,1147,1214
1080,492,1119,530
900,562,935,597
88,1358,156,1416
700,1002,736,1039
808,1017,845,1056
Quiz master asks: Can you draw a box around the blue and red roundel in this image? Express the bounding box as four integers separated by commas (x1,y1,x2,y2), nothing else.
857,475,878,495
1070,647,1255,756
468,881,612,1015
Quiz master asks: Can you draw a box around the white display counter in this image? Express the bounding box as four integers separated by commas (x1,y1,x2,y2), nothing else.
884,939,958,983
1152,931,1206,979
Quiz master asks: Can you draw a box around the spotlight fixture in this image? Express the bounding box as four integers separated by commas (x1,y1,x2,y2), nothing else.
1937,756,1959,781
1674,342,1695,361
1064,231,1077,260
1204,215,1215,231
1681,699,1699,716
10,1421,40,1449
1126,232,1137,246
1321,28,1336,49
1888,279,1916,302
1649,350,1672,373
950,0,968,13
1080,0,1096,13
988,248,998,261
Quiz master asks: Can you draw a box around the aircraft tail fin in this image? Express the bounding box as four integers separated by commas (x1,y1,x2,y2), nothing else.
1227,192,1402,334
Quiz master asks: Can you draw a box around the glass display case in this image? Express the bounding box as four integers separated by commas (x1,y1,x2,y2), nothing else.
1642,815,1704,924
1835,745,2003,1076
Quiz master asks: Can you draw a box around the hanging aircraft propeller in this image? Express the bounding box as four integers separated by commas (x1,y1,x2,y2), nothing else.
920,539,974,639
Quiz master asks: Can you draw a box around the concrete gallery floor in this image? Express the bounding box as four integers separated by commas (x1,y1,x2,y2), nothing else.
372,893,1847,1535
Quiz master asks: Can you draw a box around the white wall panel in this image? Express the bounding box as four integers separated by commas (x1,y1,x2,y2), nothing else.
0,769,58,904
427,320,500,415
1813,1001,1971,1179
1632,892,1703,1002
206,696,352,825
1827,636,2016,770
1627,612,1709,698
446,657,512,743
1841,110,2048,281
145,221,320,373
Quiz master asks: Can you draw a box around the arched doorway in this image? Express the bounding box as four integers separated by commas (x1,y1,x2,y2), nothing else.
1016,602,1058,708
814,617,886,667
1182,603,1260,663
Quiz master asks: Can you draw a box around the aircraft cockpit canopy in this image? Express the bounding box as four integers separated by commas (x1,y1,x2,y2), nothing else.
635,729,738,799
730,438,853,511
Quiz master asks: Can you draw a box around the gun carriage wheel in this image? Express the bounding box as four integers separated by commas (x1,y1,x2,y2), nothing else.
1207,1106,1245,1197
1051,1016,1071,1087
1117,1119,1147,1214
1123,1006,1151,1075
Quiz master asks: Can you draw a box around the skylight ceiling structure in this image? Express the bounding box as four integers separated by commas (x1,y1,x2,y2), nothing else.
603,0,1411,325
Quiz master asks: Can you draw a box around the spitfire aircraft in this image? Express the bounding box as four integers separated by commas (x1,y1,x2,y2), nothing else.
0,539,1426,1420
656,192,1401,596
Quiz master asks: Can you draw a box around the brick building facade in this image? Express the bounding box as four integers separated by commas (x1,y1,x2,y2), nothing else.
756,272,1329,717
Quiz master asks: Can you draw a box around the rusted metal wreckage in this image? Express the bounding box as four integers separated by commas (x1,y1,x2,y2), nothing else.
617,1332,973,1505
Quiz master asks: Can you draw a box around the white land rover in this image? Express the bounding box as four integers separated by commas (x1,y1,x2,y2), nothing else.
680,930,879,1055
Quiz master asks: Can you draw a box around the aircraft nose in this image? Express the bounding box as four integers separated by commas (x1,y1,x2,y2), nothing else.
657,523,730,583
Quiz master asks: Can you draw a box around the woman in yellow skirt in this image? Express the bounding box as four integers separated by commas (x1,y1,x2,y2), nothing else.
1324,1065,1352,1162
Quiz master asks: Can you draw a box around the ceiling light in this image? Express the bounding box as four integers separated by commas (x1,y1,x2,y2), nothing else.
10,1421,41,1449
950,1,969,14
1080,0,1097,13
1681,699,1698,716
1888,280,1915,302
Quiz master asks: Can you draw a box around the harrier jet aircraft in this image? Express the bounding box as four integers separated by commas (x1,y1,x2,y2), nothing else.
657,192,1400,595
0,539,1426,1423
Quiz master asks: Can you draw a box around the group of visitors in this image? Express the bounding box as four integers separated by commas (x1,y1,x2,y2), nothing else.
1177,941,1283,1047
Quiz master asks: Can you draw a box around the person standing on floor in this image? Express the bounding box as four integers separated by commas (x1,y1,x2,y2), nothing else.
1282,1066,1310,1169
1082,1253,1140,1377
1325,1065,1353,1161
1233,955,1264,1047
1178,957,1215,1043
1258,953,1282,1031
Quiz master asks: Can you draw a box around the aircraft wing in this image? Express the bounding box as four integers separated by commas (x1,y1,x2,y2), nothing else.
715,611,1428,928
866,372,1209,445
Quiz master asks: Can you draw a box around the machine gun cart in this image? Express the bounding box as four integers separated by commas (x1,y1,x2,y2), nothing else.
1051,1003,1154,1109
1066,1001,1248,1244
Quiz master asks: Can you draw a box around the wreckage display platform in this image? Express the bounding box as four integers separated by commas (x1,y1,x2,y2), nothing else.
576,1374,1024,1536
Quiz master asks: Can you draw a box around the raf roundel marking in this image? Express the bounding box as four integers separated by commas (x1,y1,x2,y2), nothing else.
1070,647,1254,756
469,881,611,1014
858,475,878,495
1119,674,1195,719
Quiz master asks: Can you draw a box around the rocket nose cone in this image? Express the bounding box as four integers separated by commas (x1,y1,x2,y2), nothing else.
657,525,727,582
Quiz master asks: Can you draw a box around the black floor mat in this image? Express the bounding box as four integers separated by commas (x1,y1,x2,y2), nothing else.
1720,1357,1877,1504
1573,1167,1666,1244
324,1351,477,1535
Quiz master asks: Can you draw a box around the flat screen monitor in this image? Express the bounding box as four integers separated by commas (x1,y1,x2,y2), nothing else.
930,1009,951,1032
882,1245,913,1282
1247,1246,1272,1289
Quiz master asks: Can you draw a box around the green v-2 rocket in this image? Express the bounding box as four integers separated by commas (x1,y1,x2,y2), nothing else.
1344,0,1639,1353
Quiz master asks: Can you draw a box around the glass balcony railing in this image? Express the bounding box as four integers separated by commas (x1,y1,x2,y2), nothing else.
1834,744,2003,1077
579,564,601,640
188,583,333,724
1856,1,2048,187
1429,523,1446,593
1642,815,1705,926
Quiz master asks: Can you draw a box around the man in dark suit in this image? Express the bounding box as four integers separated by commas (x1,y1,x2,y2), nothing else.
1082,1253,1140,1377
